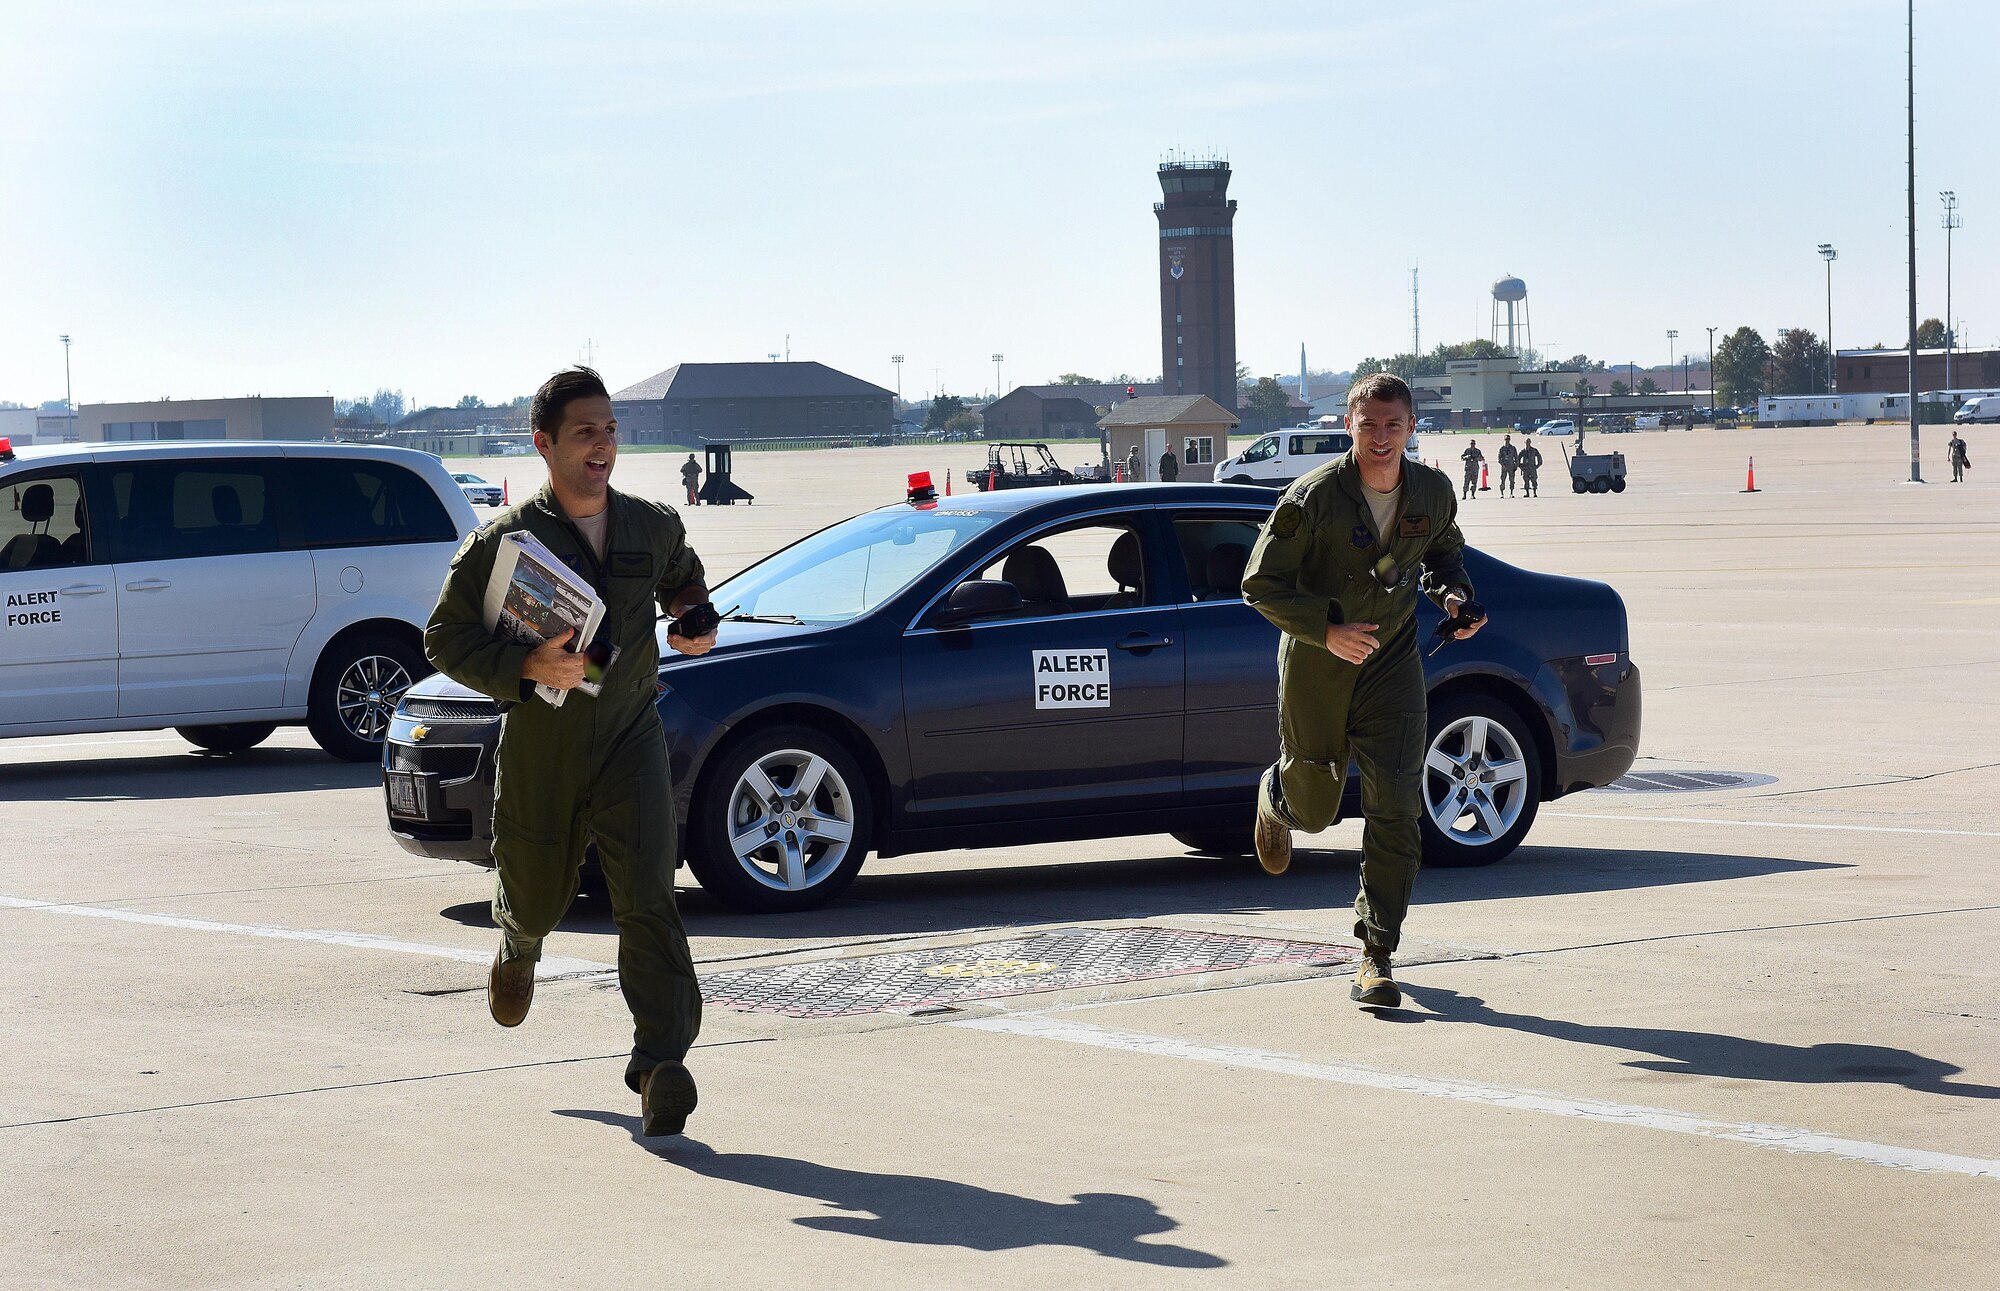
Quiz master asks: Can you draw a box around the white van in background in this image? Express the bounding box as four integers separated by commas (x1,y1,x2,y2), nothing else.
1216,422,1422,486
1955,396,2000,424
0,440,478,760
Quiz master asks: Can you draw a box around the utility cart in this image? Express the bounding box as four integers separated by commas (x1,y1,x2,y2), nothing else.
966,442,1078,491
1562,427,1627,494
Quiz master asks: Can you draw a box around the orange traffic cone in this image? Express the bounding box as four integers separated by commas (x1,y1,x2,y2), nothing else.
988,468,996,492
1480,463,1491,491
1741,457,1760,493
944,470,951,496
502,478,509,504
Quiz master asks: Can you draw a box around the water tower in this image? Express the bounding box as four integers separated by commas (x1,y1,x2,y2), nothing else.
1490,275,1531,359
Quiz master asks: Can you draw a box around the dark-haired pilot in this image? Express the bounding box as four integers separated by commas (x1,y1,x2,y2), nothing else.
424,366,715,1137
1243,372,1485,1008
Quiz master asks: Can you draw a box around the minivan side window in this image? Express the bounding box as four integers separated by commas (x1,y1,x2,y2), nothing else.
101,461,282,561
1240,436,1278,463
1,473,89,571
290,459,457,549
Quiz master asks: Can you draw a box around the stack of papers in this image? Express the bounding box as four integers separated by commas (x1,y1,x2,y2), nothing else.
481,530,606,707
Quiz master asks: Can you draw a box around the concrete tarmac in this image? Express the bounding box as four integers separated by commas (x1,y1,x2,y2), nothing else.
2,424,1994,1288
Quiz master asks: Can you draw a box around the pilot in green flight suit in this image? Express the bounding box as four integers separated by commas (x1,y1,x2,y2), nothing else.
424,367,716,1136
1242,373,1485,1007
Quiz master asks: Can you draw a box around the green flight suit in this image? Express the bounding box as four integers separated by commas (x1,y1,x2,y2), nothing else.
1242,452,1474,952
424,482,705,1093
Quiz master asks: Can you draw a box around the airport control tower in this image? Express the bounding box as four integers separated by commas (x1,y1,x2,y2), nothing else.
1156,157,1238,413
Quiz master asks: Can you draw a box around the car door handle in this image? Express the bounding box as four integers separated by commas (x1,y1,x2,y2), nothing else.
124,578,173,592
60,583,109,597
1114,633,1174,652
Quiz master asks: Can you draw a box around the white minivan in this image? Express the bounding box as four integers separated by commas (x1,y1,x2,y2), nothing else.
1215,424,1422,486
0,439,477,760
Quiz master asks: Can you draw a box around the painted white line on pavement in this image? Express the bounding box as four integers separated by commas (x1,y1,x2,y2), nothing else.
954,1014,2000,1182
0,895,612,980
1545,812,2000,840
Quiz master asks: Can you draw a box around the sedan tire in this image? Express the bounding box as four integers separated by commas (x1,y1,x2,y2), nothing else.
1418,692,1542,868
176,722,278,754
686,725,873,913
1171,826,1256,858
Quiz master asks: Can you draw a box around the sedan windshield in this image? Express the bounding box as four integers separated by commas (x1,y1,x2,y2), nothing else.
714,507,999,623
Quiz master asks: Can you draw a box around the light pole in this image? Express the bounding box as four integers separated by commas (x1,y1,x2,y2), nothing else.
1666,330,1677,406
1817,243,1838,393
991,353,1004,399
1905,0,1920,481
59,335,73,441
890,354,904,403
1941,192,1961,391
1706,326,1717,413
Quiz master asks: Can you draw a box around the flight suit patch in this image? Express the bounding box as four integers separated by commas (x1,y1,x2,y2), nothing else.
1350,524,1373,550
609,551,652,578
1269,503,1304,539
1398,515,1432,539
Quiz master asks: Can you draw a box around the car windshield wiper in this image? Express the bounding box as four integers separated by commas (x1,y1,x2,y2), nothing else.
720,610,804,625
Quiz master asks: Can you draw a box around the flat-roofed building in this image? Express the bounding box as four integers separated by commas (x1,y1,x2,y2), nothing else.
1837,346,2000,393
78,396,334,442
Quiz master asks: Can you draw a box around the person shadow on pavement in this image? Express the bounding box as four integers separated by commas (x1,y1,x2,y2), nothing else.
554,1112,1226,1268
1402,985,2000,1100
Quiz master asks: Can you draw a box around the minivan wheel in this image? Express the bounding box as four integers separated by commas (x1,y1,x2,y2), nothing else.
686,725,872,913
1418,692,1543,868
308,632,427,762
176,723,278,754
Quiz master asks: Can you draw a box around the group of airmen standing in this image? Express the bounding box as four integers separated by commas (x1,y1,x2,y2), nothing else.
1457,434,1544,499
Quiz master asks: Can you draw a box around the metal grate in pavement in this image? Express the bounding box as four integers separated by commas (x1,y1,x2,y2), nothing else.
1603,771,1772,793
699,925,1355,1019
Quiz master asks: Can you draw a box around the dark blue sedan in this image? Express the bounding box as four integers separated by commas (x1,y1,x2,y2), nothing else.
383,483,1640,913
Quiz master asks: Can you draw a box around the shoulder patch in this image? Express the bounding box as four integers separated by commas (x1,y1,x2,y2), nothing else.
1268,501,1305,540
1398,514,1432,538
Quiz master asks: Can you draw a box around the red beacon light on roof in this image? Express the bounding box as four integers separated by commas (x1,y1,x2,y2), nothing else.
906,470,938,507
0,436,14,462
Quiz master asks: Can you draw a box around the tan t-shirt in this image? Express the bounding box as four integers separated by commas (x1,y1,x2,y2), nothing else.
571,506,610,561
1363,482,1400,545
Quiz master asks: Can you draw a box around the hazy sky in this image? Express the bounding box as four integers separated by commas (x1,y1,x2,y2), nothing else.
3,0,1993,410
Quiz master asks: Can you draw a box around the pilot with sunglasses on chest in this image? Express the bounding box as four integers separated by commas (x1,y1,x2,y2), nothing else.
1241,372,1486,1008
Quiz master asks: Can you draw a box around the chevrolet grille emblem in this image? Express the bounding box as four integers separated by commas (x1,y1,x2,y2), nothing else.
410,724,429,742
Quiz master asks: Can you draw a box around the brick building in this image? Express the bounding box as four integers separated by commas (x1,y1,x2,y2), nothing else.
981,382,1164,439
610,362,895,445
1837,347,2000,393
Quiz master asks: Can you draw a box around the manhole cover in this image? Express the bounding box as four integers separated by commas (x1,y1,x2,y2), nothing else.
1599,771,1775,793
699,926,1354,1019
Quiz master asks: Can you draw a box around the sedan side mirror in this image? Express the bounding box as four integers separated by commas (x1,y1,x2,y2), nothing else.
936,579,1023,627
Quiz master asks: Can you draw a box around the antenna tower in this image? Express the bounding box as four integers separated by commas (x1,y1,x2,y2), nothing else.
1410,264,1420,357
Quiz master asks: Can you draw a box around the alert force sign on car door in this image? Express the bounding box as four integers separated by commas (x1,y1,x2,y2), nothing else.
1033,648,1110,708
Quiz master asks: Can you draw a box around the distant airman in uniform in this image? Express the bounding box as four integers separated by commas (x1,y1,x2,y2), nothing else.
1497,435,1520,497
1519,441,1543,497
1950,430,1970,483
1459,440,1484,500
1159,447,1180,482
1126,445,1142,483
681,453,702,506
1242,372,1486,1008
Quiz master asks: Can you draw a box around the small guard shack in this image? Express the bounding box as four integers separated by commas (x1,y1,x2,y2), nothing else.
1097,395,1239,483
